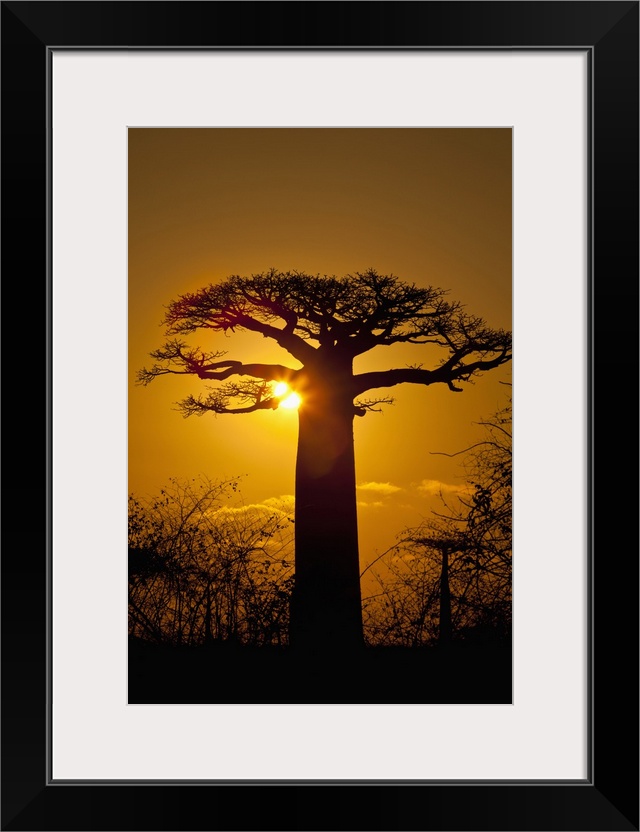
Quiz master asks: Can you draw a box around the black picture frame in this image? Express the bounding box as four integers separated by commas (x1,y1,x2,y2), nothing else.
2,2,638,830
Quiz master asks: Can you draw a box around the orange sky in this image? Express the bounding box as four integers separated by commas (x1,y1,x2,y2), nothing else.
128,128,511,582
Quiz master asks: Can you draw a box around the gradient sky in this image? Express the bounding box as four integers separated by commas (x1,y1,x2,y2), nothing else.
128,128,512,583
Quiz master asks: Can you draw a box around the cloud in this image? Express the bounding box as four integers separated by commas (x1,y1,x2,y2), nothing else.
262,495,295,512
417,479,468,496
212,495,294,518
357,500,384,509
357,481,402,496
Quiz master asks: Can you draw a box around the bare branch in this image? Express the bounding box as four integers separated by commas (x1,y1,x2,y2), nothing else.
137,339,299,387
176,380,282,416
352,341,511,397
353,396,395,417
137,340,229,385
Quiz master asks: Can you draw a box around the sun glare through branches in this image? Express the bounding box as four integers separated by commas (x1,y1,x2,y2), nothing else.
273,381,302,410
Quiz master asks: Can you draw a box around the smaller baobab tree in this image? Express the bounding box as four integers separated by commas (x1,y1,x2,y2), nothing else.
361,528,470,649
138,269,511,651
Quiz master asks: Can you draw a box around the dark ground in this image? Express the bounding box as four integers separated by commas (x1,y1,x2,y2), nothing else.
128,638,512,704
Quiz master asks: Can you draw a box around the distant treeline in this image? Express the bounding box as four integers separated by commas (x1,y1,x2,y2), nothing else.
129,476,294,647
362,399,511,647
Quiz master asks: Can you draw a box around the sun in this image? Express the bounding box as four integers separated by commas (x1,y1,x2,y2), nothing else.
280,393,302,409
273,381,301,410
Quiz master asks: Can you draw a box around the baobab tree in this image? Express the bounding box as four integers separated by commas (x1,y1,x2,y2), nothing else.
138,269,512,651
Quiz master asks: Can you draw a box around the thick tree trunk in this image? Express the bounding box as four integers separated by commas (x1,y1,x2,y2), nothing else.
290,381,363,652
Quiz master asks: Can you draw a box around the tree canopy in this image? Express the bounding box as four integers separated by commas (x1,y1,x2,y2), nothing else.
138,268,512,416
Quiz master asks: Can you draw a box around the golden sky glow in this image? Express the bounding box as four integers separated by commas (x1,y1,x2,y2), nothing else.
128,128,512,583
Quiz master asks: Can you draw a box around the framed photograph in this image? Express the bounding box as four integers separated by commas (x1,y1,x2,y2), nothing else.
2,2,637,830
